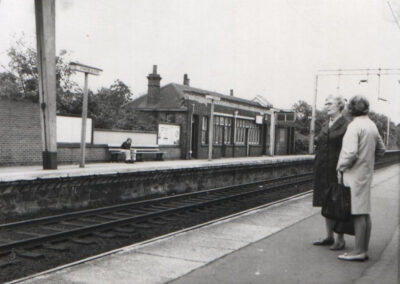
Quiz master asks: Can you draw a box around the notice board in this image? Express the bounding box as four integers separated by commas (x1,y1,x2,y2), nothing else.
158,123,180,145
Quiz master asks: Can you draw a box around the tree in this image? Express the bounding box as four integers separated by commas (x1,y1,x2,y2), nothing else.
396,124,400,149
292,100,327,136
89,80,133,128
368,111,398,149
5,38,78,103
0,72,20,98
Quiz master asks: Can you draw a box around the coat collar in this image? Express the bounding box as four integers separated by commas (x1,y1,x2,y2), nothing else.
329,115,347,132
320,116,346,136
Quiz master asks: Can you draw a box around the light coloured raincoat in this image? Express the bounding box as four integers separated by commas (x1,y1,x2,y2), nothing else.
336,115,386,214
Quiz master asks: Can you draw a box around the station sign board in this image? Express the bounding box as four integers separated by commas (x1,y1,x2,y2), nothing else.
69,62,102,76
255,115,263,124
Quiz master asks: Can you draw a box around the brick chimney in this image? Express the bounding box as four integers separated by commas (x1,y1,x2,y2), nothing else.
230,89,234,96
183,74,190,86
147,65,162,105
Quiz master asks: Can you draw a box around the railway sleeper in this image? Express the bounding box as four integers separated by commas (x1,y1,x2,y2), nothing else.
131,223,151,229
114,227,136,233
44,243,69,252
93,231,117,238
148,219,166,225
0,259,19,268
70,237,97,245
16,250,44,259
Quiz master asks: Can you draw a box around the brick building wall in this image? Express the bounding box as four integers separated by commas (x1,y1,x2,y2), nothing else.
58,143,109,164
0,98,42,166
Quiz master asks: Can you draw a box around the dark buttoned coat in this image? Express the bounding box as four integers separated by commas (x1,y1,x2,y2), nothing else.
313,116,349,207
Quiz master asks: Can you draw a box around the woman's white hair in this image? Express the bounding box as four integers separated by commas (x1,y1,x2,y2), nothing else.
325,94,346,112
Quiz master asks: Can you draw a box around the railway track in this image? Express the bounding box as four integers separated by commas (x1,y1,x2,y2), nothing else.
0,172,313,281
1,151,398,282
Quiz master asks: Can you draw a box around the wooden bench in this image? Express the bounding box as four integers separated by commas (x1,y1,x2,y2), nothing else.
108,145,164,162
135,146,164,161
108,147,129,162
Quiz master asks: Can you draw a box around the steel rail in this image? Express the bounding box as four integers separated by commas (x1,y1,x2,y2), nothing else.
0,175,313,252
0,172,313,229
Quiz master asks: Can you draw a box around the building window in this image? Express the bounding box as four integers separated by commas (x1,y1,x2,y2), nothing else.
201,116,209,144
235,118,261,145
166,113,175,123
213,116,232,145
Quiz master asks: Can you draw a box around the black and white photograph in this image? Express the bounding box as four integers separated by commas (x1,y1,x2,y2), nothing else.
0,0,399,283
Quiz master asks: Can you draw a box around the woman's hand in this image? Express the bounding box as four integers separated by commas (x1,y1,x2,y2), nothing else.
337,171,343,184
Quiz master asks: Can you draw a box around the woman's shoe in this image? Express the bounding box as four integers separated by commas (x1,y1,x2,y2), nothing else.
330,241,345,251
337,252,368,261
313,237,334,246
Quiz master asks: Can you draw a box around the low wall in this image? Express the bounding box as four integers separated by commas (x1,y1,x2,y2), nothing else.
160,145,181,160
1,151,398,223
57,143,109,164
0,157,314,223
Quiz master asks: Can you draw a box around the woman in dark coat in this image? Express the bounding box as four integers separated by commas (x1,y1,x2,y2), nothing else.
313,94,349,250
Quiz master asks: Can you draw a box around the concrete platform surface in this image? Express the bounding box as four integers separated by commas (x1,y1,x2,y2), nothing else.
0,155,312,182
10,164,399,284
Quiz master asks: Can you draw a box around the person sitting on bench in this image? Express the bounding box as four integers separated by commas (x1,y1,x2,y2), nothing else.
121,138,136,163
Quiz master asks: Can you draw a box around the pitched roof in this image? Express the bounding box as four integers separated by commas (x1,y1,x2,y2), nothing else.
125,83,270,111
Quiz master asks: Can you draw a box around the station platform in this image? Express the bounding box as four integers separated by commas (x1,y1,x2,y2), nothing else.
11,164,399,284
0,155,311,182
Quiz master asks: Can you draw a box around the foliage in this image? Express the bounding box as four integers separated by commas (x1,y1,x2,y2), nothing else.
291,100,400,152
0,72,20,98
368,111,398,149
3,38,78,102
396,124,400,149
88,80,133,128
2,38,138,130
292,100,327,136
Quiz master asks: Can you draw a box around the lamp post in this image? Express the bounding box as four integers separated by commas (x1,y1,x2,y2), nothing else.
378,97,390,146
205,95,220,161
69,62,102,168
309,74,318,154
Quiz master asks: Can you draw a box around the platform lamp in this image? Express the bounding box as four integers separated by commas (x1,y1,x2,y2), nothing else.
376,69,391,146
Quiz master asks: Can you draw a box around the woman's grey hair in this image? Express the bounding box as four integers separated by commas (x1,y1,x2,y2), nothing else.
325,94,346,112
347,95,369,116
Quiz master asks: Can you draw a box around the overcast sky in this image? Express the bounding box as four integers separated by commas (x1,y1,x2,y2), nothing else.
1,0,400,123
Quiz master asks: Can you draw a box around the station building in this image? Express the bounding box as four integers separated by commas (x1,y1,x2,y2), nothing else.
124,66,296,160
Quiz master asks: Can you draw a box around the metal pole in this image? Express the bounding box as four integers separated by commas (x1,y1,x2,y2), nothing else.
386,116,390,146
309,74,318,154
269,110,275,156
79,73,89,168
35,0,57,169
208,99,215,161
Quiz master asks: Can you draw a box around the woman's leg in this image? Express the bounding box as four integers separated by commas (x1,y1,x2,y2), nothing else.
365,214,372,252
353,214,367,254
313,217,334,245
325,217,335,239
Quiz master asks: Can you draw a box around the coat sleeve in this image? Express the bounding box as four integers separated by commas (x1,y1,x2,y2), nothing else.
375,133,386,157
336,124,358,171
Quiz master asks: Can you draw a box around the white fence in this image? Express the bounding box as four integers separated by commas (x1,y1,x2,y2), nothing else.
57,116,92,143
93,129,157,146
56,116,157,146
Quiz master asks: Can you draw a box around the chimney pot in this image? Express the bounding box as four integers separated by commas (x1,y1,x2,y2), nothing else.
147,65,162,105
183,74,190,86
230,89,234,96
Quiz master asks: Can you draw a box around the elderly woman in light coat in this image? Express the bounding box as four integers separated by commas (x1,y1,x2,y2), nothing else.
336,95,386,261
